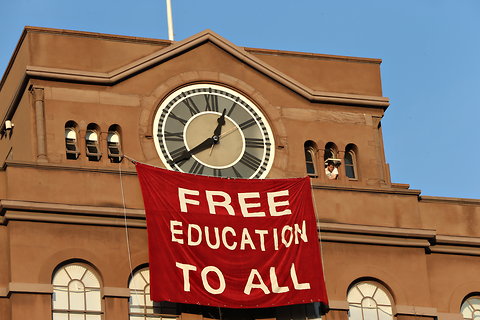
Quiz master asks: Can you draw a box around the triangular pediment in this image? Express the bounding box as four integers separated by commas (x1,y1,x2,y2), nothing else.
24,29,388,108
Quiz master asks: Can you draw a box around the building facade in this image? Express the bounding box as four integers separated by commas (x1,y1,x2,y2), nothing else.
0,27,479,320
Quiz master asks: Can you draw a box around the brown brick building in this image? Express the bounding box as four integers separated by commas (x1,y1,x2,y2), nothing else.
0,27,479,320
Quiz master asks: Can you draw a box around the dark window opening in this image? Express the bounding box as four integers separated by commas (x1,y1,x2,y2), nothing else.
65,122,79,160
86,124,101,161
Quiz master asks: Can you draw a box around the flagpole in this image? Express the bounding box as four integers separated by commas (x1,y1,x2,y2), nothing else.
166,0,174,41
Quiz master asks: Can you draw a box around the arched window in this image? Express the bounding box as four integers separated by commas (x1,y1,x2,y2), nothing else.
461,295,480,320
324,142,337,162
345,144,358,179
304,141,318,177
107,125,123,163
129,268,160,319
347,281,393,320
65,121,79,160
86,124,101,161
129,268,178,319
324,142,339,180
52,263,102,320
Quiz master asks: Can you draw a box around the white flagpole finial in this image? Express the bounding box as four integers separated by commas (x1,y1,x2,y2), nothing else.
166,0,174,41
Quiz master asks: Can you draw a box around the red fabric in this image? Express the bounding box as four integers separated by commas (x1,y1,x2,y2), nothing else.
135,163,328,309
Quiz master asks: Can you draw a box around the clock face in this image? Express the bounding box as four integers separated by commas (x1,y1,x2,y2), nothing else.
153,84,275,179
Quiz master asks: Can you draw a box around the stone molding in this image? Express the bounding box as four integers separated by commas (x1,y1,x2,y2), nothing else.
327,300,349,310
319,222,435,239
311,183,421,196
22,30,389,108
420,195,480,206
396,305,438,317
320,233,430,248
7,282,53,294
103,287,131,298
327,301,439,318
1,29,390,133
2,199,480,253
3,160,420,196
1,283,131,299
436,312,464,320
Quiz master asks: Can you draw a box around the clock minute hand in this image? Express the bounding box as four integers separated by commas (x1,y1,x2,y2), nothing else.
172,137,215,164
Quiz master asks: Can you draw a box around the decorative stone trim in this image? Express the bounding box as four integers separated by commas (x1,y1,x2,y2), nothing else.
103,287,131,298
396,305,438,317
327,300,349,310
8,282,53,294
436,312,463,320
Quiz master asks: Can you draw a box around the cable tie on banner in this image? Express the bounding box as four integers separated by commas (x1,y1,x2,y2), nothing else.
123,154,138,164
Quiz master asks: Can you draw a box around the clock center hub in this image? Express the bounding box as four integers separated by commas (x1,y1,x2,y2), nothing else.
184,112,244,168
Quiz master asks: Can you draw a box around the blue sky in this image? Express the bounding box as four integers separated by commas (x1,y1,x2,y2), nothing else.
0,0,478,199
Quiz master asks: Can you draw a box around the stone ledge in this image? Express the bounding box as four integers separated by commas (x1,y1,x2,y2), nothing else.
103,287,131,298
396,305,437,317
8,282,53,294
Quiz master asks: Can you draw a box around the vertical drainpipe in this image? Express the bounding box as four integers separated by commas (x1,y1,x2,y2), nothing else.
31,86,48,162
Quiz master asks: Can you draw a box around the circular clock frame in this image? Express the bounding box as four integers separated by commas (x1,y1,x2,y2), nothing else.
153,84,275,179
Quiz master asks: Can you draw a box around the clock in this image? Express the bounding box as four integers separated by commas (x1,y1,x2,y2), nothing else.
153,84,275,179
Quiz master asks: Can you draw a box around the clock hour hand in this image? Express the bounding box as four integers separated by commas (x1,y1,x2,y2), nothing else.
171,137,215,164
213,109,227,140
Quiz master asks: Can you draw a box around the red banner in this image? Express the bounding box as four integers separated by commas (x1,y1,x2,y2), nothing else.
135,163,328,309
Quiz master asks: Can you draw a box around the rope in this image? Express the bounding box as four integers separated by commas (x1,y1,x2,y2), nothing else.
118,160,143,310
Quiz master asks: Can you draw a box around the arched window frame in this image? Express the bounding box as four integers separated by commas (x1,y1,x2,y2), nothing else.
347,280,394,320
304,141,318,178
129,267,178,319
345,144,358,180
461,295,480,320
324,142,340,180
65,121,79,160
107,125,123,163
52,262,102,320
324,142,338,163
86,124,101,161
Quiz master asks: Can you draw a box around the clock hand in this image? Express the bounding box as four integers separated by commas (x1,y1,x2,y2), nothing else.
213,109,227,139
171,137,215,164
209,109,227,156
173,110,228,163
219,125,239,139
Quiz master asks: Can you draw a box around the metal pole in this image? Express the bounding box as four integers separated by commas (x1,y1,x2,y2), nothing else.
166,0,174,41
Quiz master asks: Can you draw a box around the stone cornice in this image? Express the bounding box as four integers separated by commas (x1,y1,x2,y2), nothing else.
3,159,138,175
103,287,131,298
7,282,53,295
0,282,131,298
419,195,480,206
319,222,433,248
328,300,438,317
23,29,389,108
311,183,421,196
1,199,145,228
2,28,389,135
396,305,438,317
2,160,423,198
0,199,143,216
3,199,480,254
4,160,421,197
320,232,430,248
319,222,435,239
245,47,382,64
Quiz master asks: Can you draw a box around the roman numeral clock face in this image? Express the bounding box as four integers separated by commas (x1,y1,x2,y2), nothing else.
153,84,275,179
